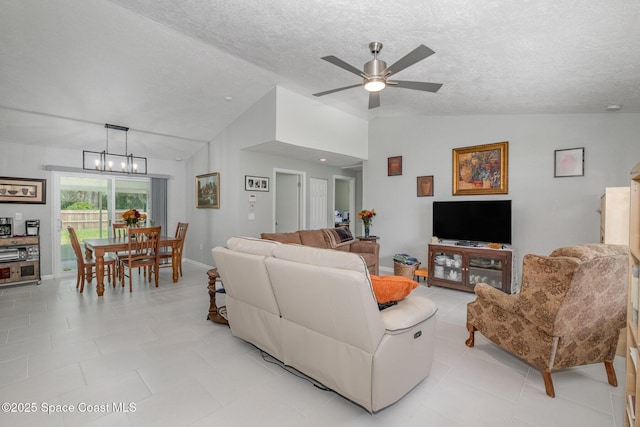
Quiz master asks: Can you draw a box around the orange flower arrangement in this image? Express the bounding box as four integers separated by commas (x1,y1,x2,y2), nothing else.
122,209,147,227
358,209,376,228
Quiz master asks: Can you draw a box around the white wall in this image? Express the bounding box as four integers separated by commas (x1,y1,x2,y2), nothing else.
184,87,362,267
366,113,640,271
0,140,187,277
275,86,368,159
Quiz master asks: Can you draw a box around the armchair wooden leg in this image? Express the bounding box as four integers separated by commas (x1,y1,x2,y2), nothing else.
542,371,555,397
465,323,476,347
604,361,618,387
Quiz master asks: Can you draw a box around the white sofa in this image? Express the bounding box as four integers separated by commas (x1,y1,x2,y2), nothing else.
211,236,438,412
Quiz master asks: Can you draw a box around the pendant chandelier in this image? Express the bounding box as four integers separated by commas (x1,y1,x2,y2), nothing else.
82,124,147,175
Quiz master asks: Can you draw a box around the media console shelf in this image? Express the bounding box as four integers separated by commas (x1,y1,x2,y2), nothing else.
427,243,517,294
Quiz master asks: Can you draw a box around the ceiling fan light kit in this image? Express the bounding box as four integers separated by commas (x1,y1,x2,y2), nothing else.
364,78,386,92
313,41,442,109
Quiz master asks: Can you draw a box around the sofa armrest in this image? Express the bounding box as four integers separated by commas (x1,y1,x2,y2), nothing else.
349,240,380,255
380,294,438,333
474,283,519,315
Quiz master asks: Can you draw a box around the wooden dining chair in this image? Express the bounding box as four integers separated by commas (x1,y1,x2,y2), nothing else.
112,222,128,238
118,226,162,292
67,226,117,293
111,222,131,271
159,222,189,277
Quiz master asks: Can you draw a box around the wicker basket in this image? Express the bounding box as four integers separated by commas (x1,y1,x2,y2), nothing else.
394,261,420,279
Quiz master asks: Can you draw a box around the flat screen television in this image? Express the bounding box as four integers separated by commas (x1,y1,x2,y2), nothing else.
432,200,512,245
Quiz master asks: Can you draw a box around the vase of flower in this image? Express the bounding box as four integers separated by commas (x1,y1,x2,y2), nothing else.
358,209,376,238
122,209,147,228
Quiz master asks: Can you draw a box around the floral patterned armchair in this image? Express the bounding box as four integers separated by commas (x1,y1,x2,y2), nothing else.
465,243,629,397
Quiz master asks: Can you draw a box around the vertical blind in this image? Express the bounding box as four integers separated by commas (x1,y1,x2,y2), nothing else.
151,177,168,234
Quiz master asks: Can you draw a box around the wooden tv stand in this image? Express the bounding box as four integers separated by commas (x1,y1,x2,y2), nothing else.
427,243,517,293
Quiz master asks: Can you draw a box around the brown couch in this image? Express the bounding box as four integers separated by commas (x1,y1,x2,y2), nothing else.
260,228,379,275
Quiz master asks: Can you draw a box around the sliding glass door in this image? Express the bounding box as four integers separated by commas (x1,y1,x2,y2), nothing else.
53,172,150,277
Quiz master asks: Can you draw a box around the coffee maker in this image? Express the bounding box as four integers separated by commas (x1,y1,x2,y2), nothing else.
25,220,39,236
0,217,11,238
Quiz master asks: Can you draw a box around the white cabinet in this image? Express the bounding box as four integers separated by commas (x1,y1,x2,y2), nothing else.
600,187,630,245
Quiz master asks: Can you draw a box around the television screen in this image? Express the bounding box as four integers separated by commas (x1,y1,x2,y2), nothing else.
432,200,512,245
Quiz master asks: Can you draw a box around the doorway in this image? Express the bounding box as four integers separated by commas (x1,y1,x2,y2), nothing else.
274,169,306,232
52,172,150,277
333,175,355,232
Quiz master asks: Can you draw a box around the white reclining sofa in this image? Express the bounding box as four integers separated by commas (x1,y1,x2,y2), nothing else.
211,236,438,412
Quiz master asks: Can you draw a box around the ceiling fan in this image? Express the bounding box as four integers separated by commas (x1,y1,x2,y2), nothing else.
313,42,443,109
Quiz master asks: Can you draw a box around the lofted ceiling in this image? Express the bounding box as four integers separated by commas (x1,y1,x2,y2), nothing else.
1,0,639,167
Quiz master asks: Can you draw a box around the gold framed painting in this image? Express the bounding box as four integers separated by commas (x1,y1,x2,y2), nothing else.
0,177,46,204
452,141,508,195
196,172,220,208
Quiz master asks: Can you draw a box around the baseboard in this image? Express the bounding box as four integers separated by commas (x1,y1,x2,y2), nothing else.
379,266,394,274
183,258,214,270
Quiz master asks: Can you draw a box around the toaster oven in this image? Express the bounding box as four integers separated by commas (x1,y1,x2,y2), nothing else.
0,247,26,262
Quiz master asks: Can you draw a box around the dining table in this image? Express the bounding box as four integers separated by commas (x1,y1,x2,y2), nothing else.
84,235,180,296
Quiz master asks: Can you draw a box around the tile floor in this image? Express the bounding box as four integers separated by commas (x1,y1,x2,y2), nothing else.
0,262,626,426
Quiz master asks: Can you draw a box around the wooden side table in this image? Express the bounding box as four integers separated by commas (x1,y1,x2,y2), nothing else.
207,268,228,325
356,235,380,242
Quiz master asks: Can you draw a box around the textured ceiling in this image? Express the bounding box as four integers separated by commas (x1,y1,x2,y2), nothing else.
1,0,639,165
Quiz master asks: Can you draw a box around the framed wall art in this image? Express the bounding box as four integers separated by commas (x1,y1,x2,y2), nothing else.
388,156,402,176
554,147,584,177
452,141,508,195
245,175,269,192
196,172,220,208
417,176,434,197
0,177,46,204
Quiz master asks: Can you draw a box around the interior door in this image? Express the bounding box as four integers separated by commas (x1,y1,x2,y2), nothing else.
309,178,328,229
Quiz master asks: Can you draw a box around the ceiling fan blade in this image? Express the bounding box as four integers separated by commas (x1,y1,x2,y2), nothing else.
387,80,443,92
313,83,362,97
384,45,435,76
368,92,380,109
321,55,365,77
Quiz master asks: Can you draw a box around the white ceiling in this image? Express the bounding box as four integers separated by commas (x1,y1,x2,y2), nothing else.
2,0,639,167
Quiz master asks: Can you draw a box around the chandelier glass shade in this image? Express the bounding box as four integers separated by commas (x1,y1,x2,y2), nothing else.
82,124,147,175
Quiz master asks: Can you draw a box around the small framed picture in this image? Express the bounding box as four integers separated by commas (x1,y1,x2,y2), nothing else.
554,148,584,177
417,176,434,197
245,175,269,192
388,156,402,176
